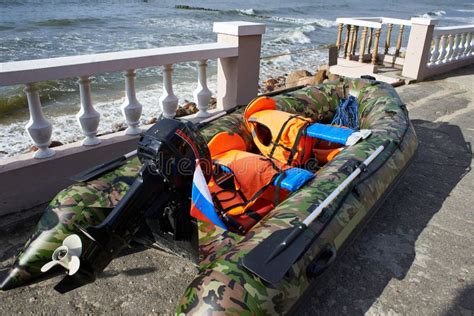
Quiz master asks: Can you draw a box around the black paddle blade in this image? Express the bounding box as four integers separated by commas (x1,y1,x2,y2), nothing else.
242,227,316,285
71,156,126,182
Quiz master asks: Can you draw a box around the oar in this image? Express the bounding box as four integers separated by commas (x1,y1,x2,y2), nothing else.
242,140,390,284
71,150,138,182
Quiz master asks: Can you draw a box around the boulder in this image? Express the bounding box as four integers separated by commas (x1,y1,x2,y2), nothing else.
30,140,64,152
314,69,327,84
145,117,157,125
263,78,279,92
286,70,312,88
327,73,341,81
112,122,127,132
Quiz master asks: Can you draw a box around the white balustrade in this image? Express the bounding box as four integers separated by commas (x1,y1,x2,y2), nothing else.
0,21,266,159
121,69,143,135
77,76,101,146
24,83,55,159
159,64,179,119
193,60,212,118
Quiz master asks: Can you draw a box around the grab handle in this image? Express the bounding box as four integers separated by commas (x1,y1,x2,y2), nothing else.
306,244,337,279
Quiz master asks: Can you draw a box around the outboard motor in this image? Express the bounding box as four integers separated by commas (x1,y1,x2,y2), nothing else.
53,118,211,293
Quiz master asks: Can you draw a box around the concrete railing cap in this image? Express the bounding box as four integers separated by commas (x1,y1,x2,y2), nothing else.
410,17,439,26
213,21,266,36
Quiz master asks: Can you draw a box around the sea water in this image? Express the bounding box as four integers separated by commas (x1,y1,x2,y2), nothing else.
0,0,473,158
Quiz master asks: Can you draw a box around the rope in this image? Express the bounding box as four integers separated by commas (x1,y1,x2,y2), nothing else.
331,95,359,130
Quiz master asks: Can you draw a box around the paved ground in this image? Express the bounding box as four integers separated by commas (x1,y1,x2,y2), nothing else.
1,65,473,315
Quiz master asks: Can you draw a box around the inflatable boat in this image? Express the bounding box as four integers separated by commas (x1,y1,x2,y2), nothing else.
0,78,417,314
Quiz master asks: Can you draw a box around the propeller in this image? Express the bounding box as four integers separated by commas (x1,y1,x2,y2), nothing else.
41,234,83,275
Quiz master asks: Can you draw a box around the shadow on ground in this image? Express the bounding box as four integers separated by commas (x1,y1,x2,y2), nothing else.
297,119,472,314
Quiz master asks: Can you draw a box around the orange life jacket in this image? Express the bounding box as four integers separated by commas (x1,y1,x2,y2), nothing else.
244,97,315,166
207,132,290,233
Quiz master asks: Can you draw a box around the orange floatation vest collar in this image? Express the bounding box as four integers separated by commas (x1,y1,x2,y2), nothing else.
244,97,315,166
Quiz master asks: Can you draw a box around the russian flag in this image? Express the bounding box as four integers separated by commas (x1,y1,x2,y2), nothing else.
190,161,227,230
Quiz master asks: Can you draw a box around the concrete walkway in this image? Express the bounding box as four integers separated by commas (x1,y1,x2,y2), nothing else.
1,65,473,315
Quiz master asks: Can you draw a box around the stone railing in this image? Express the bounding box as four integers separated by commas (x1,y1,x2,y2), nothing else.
425,25,474,75
335,17,412,66
0,21,265,159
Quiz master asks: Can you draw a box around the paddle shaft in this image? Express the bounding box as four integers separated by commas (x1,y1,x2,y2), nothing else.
303,143,386,226
266,141,388,262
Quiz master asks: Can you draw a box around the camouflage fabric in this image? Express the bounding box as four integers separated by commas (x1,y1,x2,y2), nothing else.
1,78,418,316
0,158,141,290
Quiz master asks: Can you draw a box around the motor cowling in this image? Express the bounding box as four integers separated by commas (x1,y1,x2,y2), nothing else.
138,118,212,187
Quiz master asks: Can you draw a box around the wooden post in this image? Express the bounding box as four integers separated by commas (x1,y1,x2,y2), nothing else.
371,28,381,64
395,25,405,57
346,25,355,60
351,26,359,56
343,24,351,58
359,27,368,62
385,23,393,54
367,28,374,54
336,23,344,51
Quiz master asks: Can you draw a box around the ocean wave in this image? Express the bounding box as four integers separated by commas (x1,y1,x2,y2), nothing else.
0,81,77,115
270,17,337,28
419,10,446,19
274,29,312,45
34,18,103,27
174,5,335,28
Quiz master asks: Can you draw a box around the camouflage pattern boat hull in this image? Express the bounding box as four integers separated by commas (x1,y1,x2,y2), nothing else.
1,78,418,315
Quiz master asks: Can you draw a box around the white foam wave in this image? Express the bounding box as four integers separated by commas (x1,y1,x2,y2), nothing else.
270,16,337,28
237,8,256,16
276,30,311,44
419,10,446,19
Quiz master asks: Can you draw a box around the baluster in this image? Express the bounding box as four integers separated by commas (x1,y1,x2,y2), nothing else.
336,23,344,52
395,25,405,57
429,35,441,66
24,83,55,159
359,27,368,62
445,34,455,62
371,28,381,65
455,33,466,59
367,28,374,54
193,60,212,118
437,35,447,64
121,69,143,135
465,32,473,56
351,26,359,57
77,76,101,146
159,64,179,118
346,25,355,60
451,33,461,60
343,24,351,58
458,32,468,58
385,23,393,54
